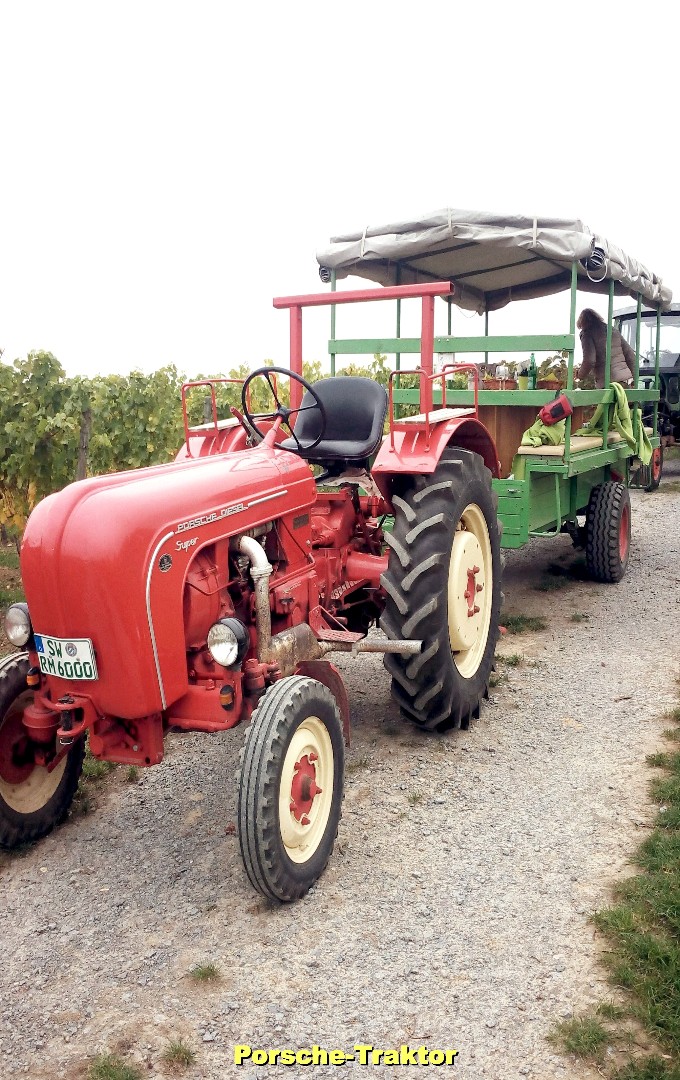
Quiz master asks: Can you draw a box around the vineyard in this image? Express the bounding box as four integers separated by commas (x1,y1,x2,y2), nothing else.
0,350,423,534
1,352,182,531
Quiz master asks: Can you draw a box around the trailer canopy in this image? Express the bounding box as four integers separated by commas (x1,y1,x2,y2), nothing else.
316,209,672,315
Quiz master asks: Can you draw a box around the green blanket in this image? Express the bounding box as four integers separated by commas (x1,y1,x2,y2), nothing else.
520,417,566,447
572,382,652,465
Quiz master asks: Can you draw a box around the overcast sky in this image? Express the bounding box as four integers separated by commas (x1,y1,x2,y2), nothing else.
2,1,677,379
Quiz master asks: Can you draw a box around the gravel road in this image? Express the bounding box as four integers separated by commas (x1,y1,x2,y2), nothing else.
2,461,679,1080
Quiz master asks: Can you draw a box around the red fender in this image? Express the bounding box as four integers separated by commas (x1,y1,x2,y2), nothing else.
176,418,290,461
371,416,500,504
294,660,350,746
176,421,249,460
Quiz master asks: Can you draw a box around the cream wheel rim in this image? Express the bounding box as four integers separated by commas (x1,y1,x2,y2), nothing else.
447,503,493,678
279,715,334,864
0,693,67,813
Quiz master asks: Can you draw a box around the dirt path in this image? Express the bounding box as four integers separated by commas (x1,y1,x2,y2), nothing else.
1,469,679,1080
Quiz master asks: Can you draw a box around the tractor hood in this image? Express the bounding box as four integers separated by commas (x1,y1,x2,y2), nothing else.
21,446,315,718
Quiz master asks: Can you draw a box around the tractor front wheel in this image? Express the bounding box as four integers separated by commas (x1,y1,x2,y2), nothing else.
585,481,631,583
0,654,84,848
238,676,344,902
380,449,502,733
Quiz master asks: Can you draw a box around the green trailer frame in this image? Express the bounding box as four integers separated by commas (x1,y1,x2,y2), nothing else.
316,210,670,551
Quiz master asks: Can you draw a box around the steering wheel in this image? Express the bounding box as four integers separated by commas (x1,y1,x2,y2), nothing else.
241,367,327,452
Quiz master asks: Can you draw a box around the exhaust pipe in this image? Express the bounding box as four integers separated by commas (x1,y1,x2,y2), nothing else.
234,534,275,659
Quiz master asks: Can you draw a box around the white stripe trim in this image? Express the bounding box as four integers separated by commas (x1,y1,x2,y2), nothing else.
146,532,174,709
247,490,288,510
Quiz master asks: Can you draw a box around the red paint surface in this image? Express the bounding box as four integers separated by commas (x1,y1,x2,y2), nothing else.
21,445,315,717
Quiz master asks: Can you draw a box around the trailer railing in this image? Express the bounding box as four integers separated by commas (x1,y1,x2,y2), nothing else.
319,265,661,472
387,364,480,452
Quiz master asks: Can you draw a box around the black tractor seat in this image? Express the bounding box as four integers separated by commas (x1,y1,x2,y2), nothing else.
280,376,388,469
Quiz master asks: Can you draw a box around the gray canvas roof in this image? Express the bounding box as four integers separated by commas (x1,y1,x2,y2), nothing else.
615,302,680,318
316,209,672,314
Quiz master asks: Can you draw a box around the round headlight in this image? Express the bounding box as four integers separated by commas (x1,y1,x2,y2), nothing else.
5,603,33,648
206,618,249,669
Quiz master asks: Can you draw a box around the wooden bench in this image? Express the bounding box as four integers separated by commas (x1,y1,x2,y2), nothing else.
515,435,603,457
515,426,652,457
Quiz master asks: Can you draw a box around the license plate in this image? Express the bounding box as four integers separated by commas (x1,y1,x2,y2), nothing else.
34,635,98,681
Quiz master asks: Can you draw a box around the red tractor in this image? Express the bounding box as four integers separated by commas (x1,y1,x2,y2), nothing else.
0,283,501,901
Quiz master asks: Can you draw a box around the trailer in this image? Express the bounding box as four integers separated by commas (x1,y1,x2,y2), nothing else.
315,208,670,576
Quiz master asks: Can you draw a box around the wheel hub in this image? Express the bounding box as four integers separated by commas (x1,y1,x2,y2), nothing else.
446,502,494,681
652,447,662,482
0,691,68,814
465,565,481,616
0,709,35,785
278,715,334,863
449,531,486,652
289,753,323,824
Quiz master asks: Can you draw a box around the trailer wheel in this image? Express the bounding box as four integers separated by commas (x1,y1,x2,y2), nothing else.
238,676,344,902
644,445,663,492
380,449,501,733
585,481,631,583
0,655,84,849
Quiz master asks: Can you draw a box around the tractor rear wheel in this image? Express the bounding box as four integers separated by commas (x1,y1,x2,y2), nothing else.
380,449,501,733
0,654,84,848
585,481,631,583
238,676,344,902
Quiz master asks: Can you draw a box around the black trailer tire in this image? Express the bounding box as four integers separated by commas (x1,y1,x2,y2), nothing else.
238,676,344,903
644,445,663,492
585,482,631,583
0,654,84,848
380,449,502,733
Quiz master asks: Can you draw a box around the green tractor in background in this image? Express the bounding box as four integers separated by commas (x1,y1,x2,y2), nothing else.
616,302,680,490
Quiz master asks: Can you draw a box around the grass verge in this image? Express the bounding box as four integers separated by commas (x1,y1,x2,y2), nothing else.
72,747,118,817
88,1054,142,1080
162,1039,196,1069
570,611,591,623
551,678,680,1078
548,1015,609,1060
502,614,547,634
497,653,523,667
0,545,20,571
187,962,221,983
346,754,370,774
0,543,24,650
533,576,569,592
82,752,117,782
1,585,25,607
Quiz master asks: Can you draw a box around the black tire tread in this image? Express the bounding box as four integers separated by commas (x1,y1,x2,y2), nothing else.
380,449,502,733
238,676,344,903
585,481,631,583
